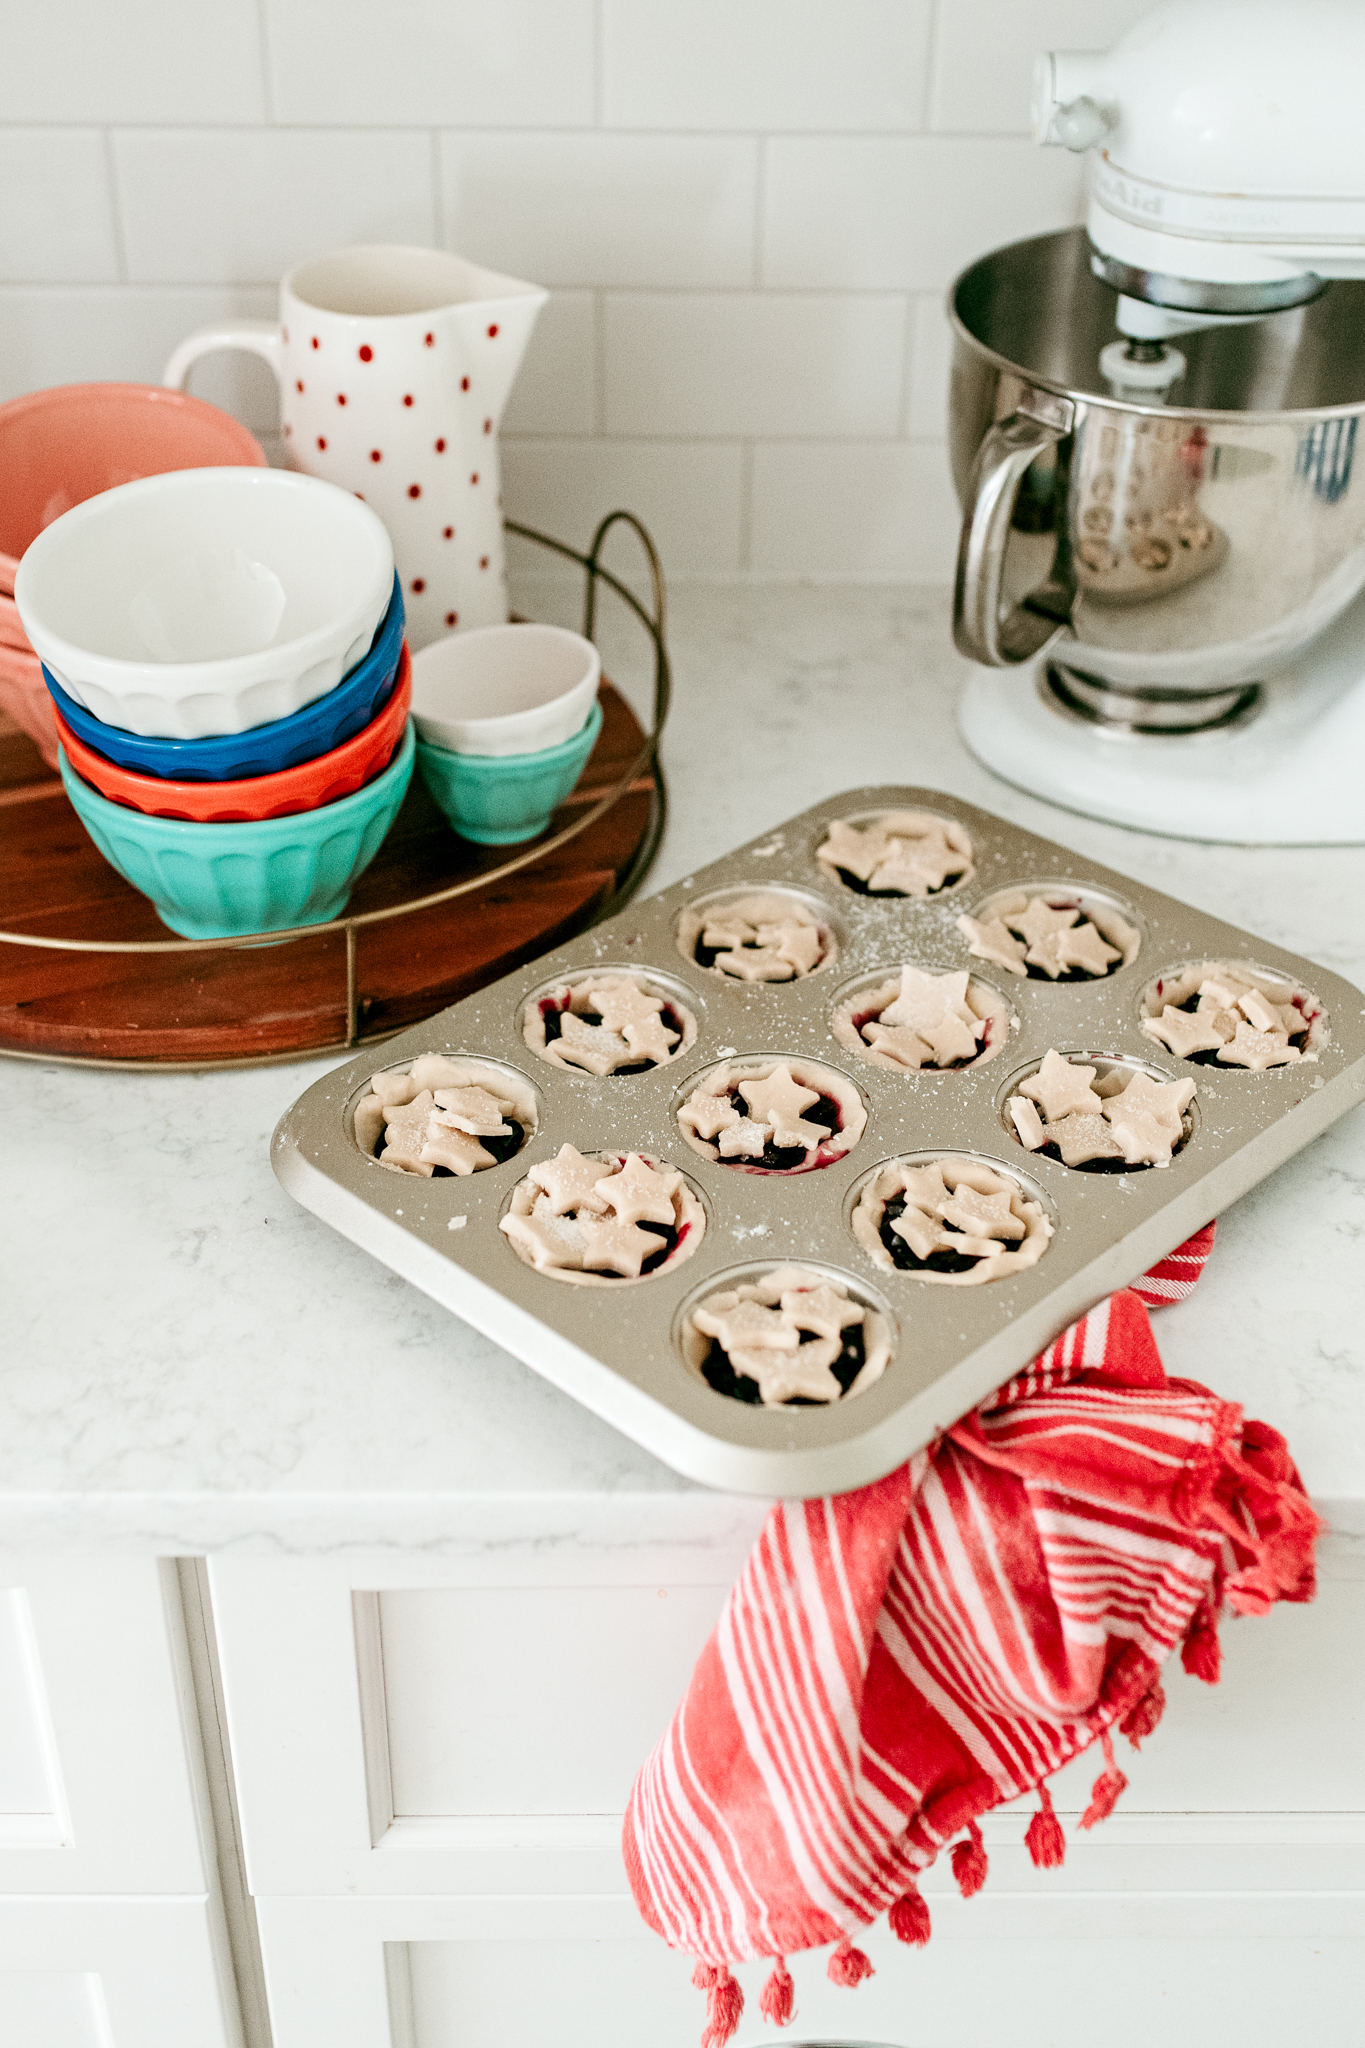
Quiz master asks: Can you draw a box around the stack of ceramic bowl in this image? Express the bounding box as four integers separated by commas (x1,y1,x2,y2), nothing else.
15,466,415,939
0,382,269,767
411,622,603,845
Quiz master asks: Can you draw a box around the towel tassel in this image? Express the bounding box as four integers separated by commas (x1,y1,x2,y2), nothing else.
1120,1676,1166,1748
759,1957,795,2027
1080,1728,1129,1830
1181,1598,1222,1684
694,1962,743,2047
826,1938,875,1988
1024,1780,1066,1868
888,1877,931,1946
951,1817,989,1898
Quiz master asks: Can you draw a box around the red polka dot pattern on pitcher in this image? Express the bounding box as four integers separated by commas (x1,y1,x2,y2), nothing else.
460,376,470,391
443,526,454,539
359,344,373,362
487,324,499,338
424,332,435,347
479,555,489,570
337,393,347,405
445,611,457,626
412,579,425,593
435,438,446,452
403,394,414,407
295,379,304,393
470,472,479,485
370,449,382,462
483,419,492,435
311,336,319,349
408,484,421,499
317,436,327,450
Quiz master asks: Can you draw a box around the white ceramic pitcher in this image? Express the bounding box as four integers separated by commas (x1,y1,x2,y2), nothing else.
164,244,546,650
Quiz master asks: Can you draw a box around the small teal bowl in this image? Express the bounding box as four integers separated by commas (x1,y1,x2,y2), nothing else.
415,698,602,845
59,721,415,939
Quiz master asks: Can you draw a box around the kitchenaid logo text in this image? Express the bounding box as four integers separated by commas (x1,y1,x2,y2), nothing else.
1094,160,1365,243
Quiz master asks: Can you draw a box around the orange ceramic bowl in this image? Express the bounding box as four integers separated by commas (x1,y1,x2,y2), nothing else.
54,645,411,822
0,383,266,594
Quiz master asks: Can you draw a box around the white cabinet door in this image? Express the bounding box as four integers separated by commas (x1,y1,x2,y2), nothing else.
0,1555,213,1896
0,1898,240,2048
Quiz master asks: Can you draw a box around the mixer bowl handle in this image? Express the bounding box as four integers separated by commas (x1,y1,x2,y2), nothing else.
953,389,1075,667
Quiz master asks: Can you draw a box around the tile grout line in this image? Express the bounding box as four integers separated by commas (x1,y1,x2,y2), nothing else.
593,0,605,126
253,0,276,123
923,0,945,132
752,135,767,290
430,130,446,247
101,128,129,285
737,442,755,573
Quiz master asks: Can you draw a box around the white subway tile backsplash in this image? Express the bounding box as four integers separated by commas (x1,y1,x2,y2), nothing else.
750,439,958,576
763,137,1084,291
264,0,595,127
503,440,744,574
0,132,119,285
604,294,907,440
113,130,435,286
0,287,278,424
602,0,933,132
3,0,265,123
930,0,1152,135
502,291,596,437
906,291,954,440
440,134,758,290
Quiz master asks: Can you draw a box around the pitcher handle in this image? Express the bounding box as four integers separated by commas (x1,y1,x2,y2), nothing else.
953,389,1075,667
162,321,283,394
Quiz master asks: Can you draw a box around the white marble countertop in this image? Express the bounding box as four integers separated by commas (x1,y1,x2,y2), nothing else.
5,582,1364,1552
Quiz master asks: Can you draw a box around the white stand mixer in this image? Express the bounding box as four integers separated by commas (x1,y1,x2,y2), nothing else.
954,0,1365,845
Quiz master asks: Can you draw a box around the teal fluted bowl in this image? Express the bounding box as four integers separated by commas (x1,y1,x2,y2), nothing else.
415,698,602,846
59,720,415,938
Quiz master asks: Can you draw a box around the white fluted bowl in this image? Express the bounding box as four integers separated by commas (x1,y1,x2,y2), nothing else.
14,467,393,739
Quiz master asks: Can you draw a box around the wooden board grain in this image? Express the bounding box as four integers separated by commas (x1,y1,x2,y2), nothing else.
0,685,657,1065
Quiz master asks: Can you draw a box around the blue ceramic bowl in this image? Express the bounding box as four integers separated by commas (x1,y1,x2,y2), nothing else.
415,699,602,845
43,573,404,781
59,721,415,939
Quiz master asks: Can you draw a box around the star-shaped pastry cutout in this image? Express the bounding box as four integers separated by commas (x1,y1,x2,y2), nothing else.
553,1012,633,1075
957,914,1027,976
733,1340,844,1404
1103,1105,1177,1167
890,1206,946,1259
678,1091,742,1142
377,1089,438,1175
712,944,796,982
1103,1071,1195,1138
430,1085,511,1136
764,922,823,975
819,818,882,882
499,1209,585,1271
371,1069,421,1107
590,979,679,1065
692,1297,800,1355
1009,1095,1047,1149
863,1022,930,1069
594,1153,680,1227
527,1143,616,1215
420,1126,495,1175
880,966,972,1033
1006,898,1081,950
717,1118,769,1158
778,1283,864,1342
899,1162,950,1212
1217,1022,1301,1070
1019,1050,1104,1121
576,1213,666,1279
737,1065,823,1146
921,1012,982,1067
1054,923,1121,977
1143,1005,1229,1060
868,847,952,895
1043,1112,1123,1167
938,1186,1025,1241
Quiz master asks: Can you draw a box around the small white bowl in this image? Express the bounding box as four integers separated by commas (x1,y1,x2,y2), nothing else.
14,467,393,739
410,623,599,757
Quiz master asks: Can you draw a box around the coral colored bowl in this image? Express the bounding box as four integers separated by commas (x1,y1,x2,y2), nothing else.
53,646,411,823
59,721,416,939
0,382,266,595
43,573,404,781
415,698,602,845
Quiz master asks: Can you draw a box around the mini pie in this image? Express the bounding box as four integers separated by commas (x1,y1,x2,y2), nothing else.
853,1155,1052,1283
681,1264,891,1406
832,964,1012,1073
817,811,974,897
499,1146,704,1285
677,892,834,982
1141,960,1324,1070
1008,1049,1196,1170
959,892,1139,981
676,1058,866,1173
523,973,697,1076
354,1055,538,1177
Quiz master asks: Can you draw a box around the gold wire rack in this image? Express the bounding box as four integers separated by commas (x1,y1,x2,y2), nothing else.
0,511,671,1070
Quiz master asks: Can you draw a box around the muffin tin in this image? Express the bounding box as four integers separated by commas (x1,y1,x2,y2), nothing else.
272,786,1365,1497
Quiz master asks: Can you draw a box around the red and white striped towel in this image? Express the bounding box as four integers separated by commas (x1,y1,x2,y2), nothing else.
622,1225,1320,2041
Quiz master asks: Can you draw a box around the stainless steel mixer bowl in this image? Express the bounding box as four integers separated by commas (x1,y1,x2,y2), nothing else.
950,228,1365,718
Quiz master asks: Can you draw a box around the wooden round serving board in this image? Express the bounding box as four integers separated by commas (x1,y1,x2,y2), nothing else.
0,685,658,1066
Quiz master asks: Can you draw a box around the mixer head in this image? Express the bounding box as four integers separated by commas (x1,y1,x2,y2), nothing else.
1034,0,1365,388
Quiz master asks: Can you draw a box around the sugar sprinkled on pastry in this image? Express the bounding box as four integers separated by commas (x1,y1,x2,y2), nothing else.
817,811,974,898
852,1155,1052,1285
833,963,1008,1073
500,1150,704,1285
1140,959,1321,1068
686,1265,890,1406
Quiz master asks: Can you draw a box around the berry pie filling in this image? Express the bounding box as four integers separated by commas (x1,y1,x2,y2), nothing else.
959,890,1140,982
523,973,697,1076
677,892,835,982
676,1058,866,1174
1007,1049,1196,1172
499,1146,704,1285
1140,960,1324,1069
853,1156,1052,1283
817,811,974,898
833,964,1012,1072
682,1264,891,1407
353,1055,537,1176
